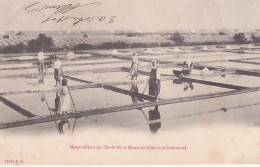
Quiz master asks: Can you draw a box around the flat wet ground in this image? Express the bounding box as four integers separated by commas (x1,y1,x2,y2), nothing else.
0,45,259,136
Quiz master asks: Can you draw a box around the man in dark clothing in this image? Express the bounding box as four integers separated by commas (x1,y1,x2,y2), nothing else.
149,60,161,100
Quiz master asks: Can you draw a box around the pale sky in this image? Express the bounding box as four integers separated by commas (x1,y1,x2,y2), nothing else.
0,0,260,31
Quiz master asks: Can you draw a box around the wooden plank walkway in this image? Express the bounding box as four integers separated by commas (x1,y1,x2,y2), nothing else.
1,86,259,130
63,75,158,101
0,77,161,96
1,48,260,130
0,60,128,71
122,102,260,129
0,54,108,65
1,59,257,79
0,95,36,118
0,52,66,58
229,59,260,66
0,70,246,96
178,75,248,90
193,63,260,77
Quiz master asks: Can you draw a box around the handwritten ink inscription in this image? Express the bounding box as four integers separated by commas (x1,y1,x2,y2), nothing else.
25,2,116,25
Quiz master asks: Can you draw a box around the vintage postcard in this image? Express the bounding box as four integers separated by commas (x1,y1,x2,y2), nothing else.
0,0,259,165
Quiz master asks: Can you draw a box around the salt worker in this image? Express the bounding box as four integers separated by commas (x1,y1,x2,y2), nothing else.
58,78,71,115
129,52,142,80
182,61,194,75
56,79,71,134
53,55,62,87
149,60,161,100
37,48,45,74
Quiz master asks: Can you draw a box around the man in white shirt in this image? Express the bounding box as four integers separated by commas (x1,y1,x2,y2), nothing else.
53,55,62,87
129,52,142,80
37,48,45,74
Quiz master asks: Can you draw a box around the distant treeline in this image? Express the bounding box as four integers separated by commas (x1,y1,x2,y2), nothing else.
1,33,260,54
0,33,63,54
0,44,64,54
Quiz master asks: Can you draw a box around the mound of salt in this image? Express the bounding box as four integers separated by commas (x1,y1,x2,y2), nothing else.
111,50,119,55
201,67,212,74
173,47,180,52
67,52,75,60
225,45,231,49
18,56,35,60
202,46,208,50
143,48,154,53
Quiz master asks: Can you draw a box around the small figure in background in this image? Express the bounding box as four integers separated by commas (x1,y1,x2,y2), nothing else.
149,60,161,100
37,48,45,74
53,55,62,87
129,52,142,80
182,61,194,75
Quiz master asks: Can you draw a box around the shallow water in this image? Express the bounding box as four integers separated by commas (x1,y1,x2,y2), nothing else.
0,47,260,136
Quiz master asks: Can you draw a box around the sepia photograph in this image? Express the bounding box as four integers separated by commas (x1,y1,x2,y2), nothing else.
0,0,259,165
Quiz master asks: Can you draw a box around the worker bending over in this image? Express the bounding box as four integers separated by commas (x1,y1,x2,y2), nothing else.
182,61,194,75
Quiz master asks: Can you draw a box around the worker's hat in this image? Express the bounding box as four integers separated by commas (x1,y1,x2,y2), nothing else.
152,60,157,67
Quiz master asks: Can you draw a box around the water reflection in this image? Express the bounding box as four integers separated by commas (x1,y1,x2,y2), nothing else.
183,82,194,91
129,84,161,134
57,120,71,135
130,83,144,104
38,76,44,84
41,90,72,135
50,92,60,114
149,105,161,134
173,79,194,91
